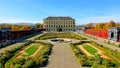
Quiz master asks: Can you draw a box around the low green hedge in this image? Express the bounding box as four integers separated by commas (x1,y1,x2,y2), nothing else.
70,41,118,68
7,42,53,68
4,41,31,68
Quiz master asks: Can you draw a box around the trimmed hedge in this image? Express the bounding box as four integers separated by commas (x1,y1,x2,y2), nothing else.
5,42,53,68
70,41,118,67
4,41,31,68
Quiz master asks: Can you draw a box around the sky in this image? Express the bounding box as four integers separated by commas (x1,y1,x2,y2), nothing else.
0,0,120,25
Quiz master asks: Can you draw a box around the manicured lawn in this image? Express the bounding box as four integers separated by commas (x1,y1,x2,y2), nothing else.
4,42,53,68
25,45,39,55
70,41,119,67
37,33,85,40
83,45,98,55
5,53,20,68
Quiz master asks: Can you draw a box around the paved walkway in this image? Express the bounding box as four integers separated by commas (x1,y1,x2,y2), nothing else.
76,32,120,52
39,39,80,68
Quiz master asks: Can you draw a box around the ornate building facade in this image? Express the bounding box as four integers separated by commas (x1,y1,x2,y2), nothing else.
43,16,76,32
108,27,120,42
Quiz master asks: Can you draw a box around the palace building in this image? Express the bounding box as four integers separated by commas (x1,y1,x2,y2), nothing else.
43,16,76,32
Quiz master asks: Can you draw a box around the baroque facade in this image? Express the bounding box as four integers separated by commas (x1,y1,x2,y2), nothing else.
43,16,76,32
108,27,120,42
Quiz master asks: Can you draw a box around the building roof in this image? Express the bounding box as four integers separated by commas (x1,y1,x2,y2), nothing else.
44,16,75,20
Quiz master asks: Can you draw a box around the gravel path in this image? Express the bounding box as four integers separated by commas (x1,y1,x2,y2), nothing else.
31,46,43,57
40,40,81,68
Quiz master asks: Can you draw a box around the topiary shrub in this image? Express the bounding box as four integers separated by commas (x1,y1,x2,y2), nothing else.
38,58,48,67
13,64,22,68
22,59,34,68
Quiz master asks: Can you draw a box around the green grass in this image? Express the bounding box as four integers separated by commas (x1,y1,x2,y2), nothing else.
5,42,50,68
83,45,98,55
25,45,39,56
5,43,32,68
70,42,119,67
37,33,85,40
5,53,20,68
35,46,45,59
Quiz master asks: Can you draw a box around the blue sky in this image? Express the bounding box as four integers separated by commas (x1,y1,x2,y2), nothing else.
0,0,120,25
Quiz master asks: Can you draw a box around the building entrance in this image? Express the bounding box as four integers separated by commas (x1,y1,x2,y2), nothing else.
111,32,114,38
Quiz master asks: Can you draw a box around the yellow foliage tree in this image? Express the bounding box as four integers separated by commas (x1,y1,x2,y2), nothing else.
21,25,29,30
108,20,116,27
11,25,20,31
95,23,105,30
95,24,99,30
103,24,109,30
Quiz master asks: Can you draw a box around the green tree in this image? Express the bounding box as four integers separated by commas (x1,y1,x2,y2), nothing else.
35,23,43,28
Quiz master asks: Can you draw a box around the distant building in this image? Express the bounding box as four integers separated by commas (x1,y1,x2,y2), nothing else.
108,27,120,42
0,28,12,42
43,16,76,32
76,25,87,33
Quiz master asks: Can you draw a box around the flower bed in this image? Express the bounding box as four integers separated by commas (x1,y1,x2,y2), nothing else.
70,41,118,68
4,41,53,68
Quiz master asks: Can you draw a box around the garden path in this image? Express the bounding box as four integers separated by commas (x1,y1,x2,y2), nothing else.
31,45,43,57
16,44,34,59
39,39,80,68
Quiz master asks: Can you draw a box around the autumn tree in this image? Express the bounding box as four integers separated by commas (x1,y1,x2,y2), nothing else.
95,24,99,30
98,23,105,30
11,25,20,31
108,20,116,27
116,24,120,27
21,25,29,30
94,23,110,30
103,24,109,30
91,20,117,30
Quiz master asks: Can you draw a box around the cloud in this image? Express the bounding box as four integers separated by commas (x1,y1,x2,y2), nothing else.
0,18,41,24
76,16,120,25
